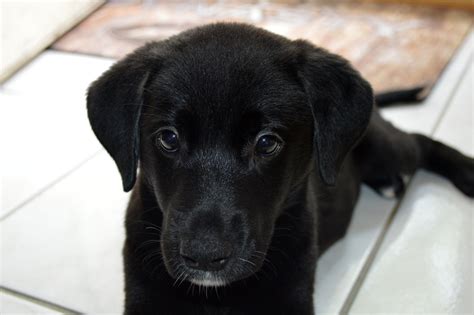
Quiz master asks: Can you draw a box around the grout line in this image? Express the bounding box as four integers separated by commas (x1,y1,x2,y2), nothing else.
339,178,413,315
339,34,473,315
0,150,104,222
47,48,117,63
429,53,472,136
0,286,82,314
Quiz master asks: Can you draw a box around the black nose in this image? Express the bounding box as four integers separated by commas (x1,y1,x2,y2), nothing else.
180,241,232,271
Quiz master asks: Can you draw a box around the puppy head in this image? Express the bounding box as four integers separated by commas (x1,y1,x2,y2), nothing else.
87,23,373,286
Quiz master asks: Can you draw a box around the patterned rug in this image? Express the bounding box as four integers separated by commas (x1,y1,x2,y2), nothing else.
52,0,472,96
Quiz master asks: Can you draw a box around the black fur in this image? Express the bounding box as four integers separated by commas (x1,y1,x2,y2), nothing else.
87,23,474,315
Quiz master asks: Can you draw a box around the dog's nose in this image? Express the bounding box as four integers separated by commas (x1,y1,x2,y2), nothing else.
180,241,232,271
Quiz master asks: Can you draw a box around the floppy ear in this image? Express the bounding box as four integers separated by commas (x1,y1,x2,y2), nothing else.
87,46,157,192
295,40,374,186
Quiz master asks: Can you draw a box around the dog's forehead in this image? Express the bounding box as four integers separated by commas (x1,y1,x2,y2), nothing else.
141,24,311,132
147,48,306,128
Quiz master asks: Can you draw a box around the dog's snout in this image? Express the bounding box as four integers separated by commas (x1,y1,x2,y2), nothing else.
180,240,232,271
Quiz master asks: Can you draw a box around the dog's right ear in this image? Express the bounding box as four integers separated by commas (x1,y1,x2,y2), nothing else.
87,44,160,192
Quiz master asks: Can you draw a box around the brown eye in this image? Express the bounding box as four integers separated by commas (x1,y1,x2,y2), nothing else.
255,133,282,156
157,128,179,152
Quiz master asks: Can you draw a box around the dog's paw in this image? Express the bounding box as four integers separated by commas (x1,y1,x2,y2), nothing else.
378,186,398,199
371,175,408,199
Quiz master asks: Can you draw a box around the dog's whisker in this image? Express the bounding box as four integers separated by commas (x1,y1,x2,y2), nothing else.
252,251,278,277
172,267,187,288
252,250,272,265
145,226,162,232
238,258,259,281
178,274,188,288
133,219,162,229
139,239,162,246
188,281,197,297
214,286,219,299
135,240,162,253
142,250,162,266
238,257,256,267
186,282,193,296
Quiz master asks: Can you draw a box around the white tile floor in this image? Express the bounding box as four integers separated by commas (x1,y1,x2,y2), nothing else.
1,52,114,218
1,291,59,314
1,33,472,314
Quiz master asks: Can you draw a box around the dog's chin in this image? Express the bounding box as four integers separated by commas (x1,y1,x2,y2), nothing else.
164,256,264,288
168,264,252,288
187,271,228,287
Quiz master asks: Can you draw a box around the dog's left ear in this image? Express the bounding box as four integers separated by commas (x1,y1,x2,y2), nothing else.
294,40,374,186
87,44,160,192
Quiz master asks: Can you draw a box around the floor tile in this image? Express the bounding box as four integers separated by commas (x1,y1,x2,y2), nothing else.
1,291,59,314
1,152,128,314
350,172,473,314
1,92,100,217
434,58,473,156
315,187,395,314
350,63,474,314
2,50,114,96
1,51,114,218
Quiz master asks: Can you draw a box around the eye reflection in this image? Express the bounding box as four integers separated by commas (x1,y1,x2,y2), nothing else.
255,133,282,156
157,128,179,152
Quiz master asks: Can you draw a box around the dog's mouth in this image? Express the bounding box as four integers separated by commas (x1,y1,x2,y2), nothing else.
165,251,265,288
186,271,227,288
170,262,229,288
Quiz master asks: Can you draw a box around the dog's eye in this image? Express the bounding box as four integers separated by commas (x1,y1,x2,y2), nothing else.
157,128,179,152
255,133,282,156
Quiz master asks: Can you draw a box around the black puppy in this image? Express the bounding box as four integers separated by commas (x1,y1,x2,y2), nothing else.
87,23,474,314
